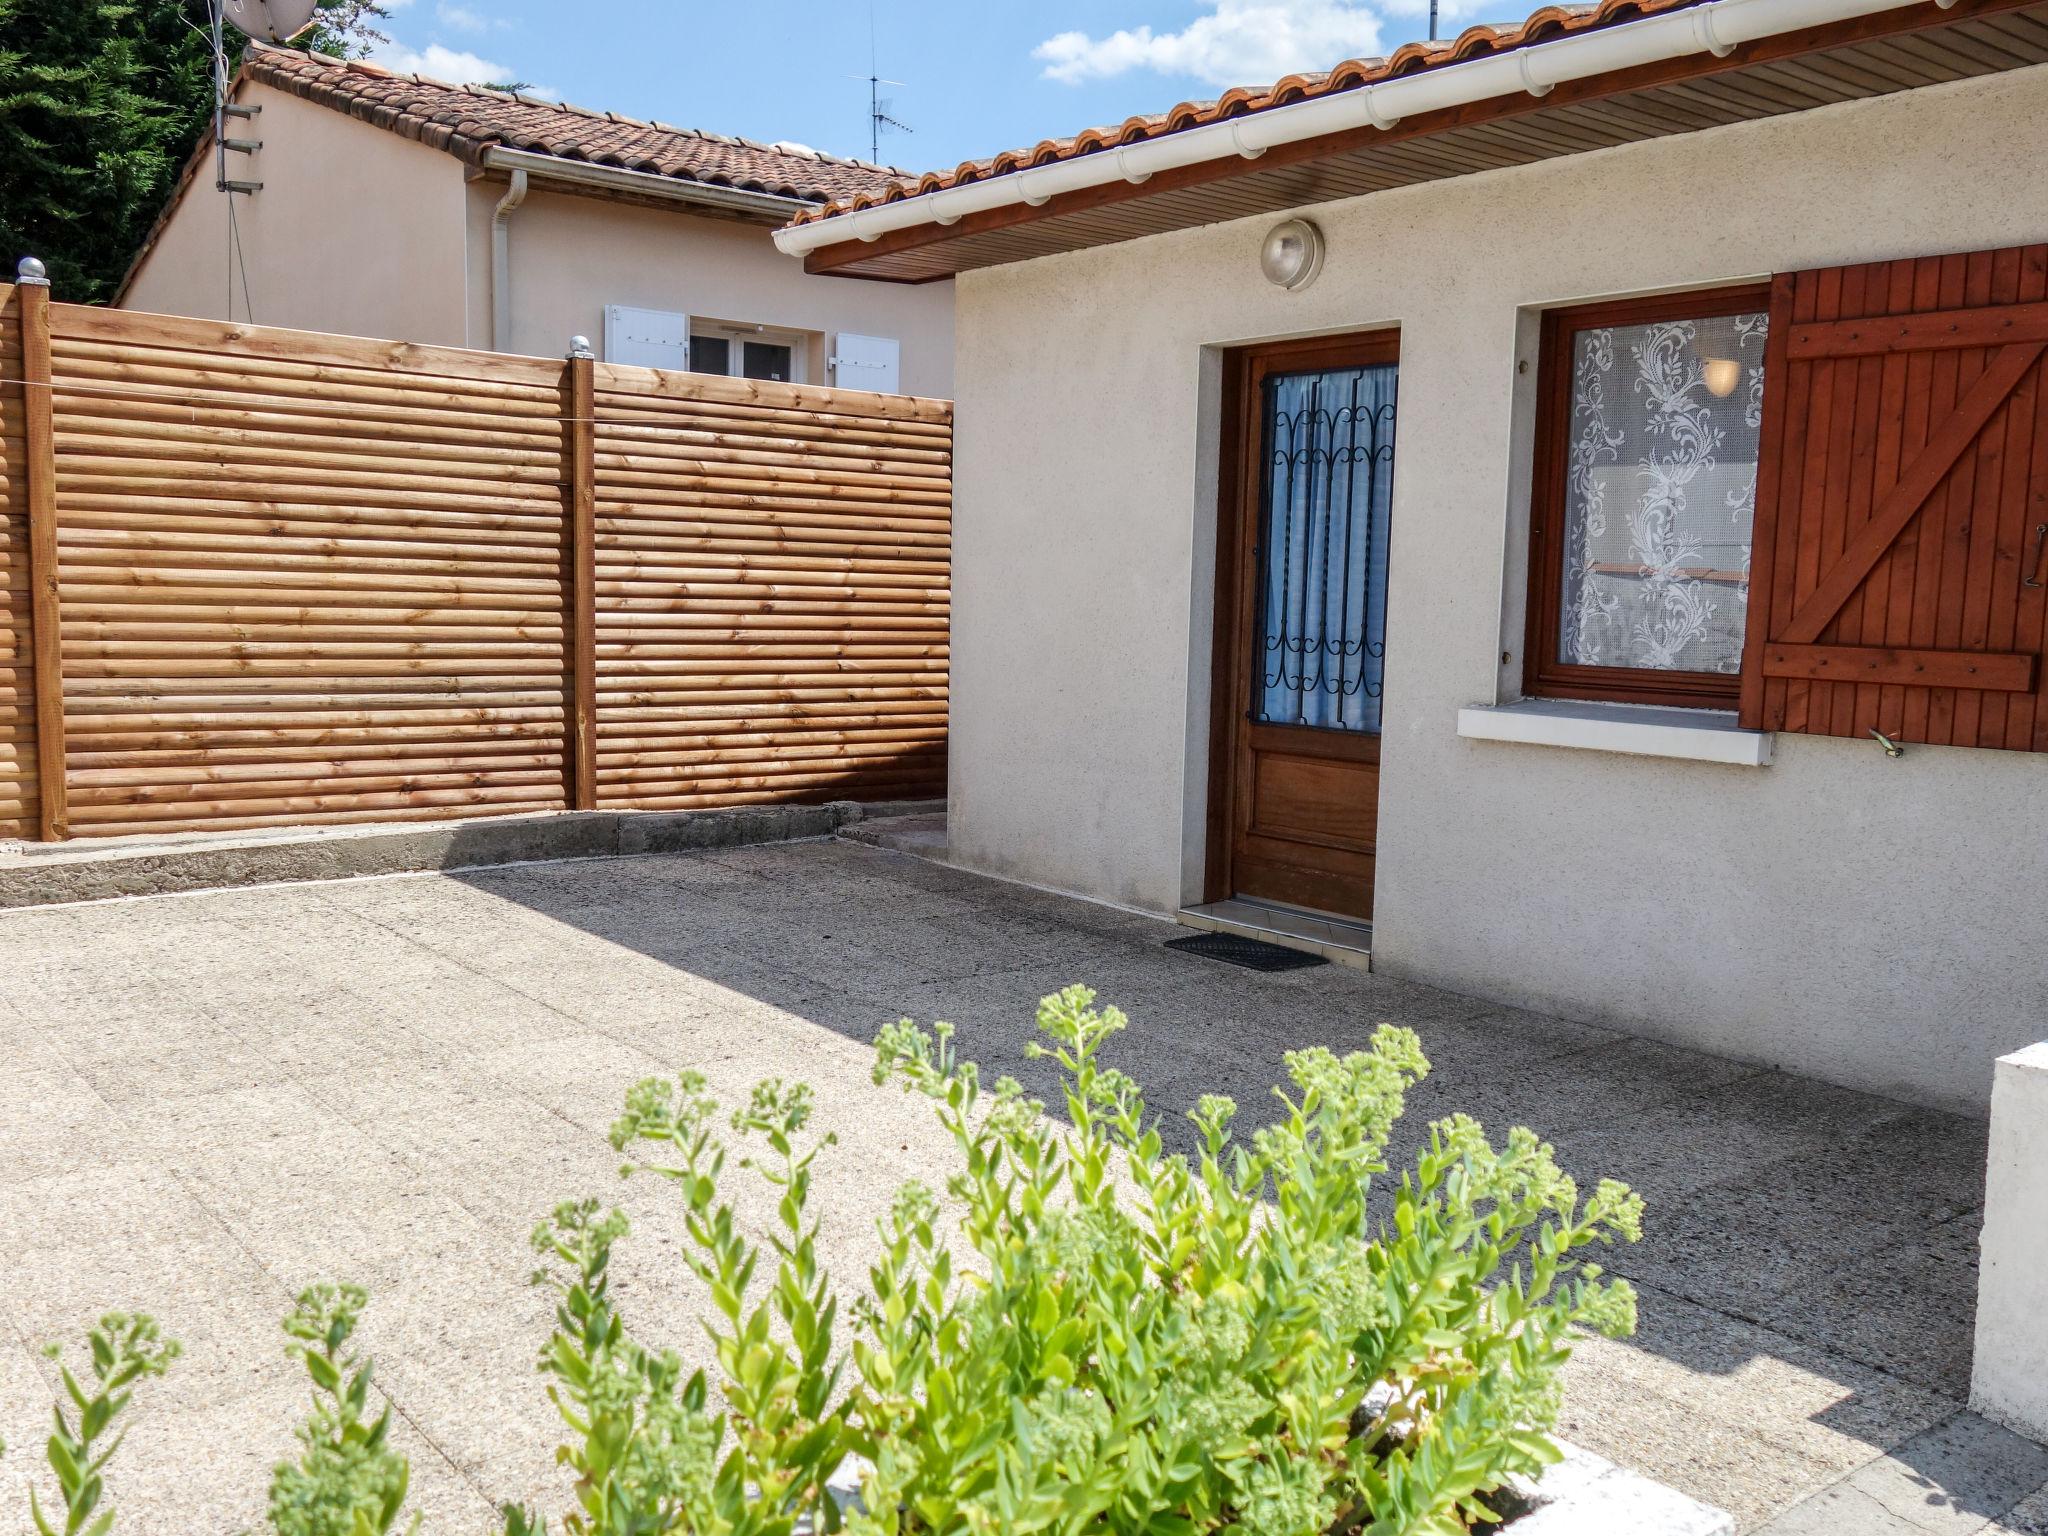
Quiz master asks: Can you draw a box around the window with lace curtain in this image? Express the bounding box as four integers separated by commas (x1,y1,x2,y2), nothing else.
1524,284,1773,708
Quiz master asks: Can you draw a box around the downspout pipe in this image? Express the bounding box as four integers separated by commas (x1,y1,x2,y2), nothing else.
490,166,529,352
774,0,1934,257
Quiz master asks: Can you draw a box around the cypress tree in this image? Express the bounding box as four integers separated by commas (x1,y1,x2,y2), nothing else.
0,0,386,303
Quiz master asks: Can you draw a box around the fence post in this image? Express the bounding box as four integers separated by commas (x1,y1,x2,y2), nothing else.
16,259,65,841
563,337,597,812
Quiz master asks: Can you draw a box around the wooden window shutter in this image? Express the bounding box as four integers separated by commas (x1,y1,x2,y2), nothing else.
1740,243,2048,750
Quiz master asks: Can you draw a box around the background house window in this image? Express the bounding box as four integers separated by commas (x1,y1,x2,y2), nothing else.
1525,285,1771,708
690,323,808,384
690,334,731,375
740,339,794,382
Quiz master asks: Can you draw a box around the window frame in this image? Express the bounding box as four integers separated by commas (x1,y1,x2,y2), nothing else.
1522,282,1774,711
687,321,810,385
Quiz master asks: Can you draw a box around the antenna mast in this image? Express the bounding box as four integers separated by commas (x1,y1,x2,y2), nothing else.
862,3,911,165
867,75,912,165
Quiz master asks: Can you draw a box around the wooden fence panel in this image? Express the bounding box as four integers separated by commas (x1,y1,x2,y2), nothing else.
45,309,571,835
0,286,38,838
589,364,951,810
7,300,951,839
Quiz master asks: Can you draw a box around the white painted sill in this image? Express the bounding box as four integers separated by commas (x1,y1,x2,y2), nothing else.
1456,698,1773,767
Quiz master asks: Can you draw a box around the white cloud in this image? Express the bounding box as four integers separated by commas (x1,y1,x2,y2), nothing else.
370,40,515,85
1034,0,1486,87
436,2,497,33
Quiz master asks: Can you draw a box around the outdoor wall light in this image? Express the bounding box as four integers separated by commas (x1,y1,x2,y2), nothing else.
1261,218,1326,292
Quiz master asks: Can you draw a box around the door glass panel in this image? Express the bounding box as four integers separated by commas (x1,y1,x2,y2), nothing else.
1253,362,1398,733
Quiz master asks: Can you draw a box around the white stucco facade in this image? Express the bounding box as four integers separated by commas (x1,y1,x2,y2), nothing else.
946,64,2048,1115
122,80,954,397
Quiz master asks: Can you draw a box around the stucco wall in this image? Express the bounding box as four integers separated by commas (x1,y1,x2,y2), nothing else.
122,81,470,343
947,63,2048,1114
119,82,953,399
463,183,954,397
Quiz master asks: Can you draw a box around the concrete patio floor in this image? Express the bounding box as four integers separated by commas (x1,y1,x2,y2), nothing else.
0,829,2042,1532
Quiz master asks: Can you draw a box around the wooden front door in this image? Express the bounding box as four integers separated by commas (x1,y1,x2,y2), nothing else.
1210,332,1399,922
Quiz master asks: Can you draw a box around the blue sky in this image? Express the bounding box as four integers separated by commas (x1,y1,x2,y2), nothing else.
368,1,1482,175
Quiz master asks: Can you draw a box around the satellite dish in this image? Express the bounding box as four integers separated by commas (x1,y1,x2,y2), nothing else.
220,0,322,43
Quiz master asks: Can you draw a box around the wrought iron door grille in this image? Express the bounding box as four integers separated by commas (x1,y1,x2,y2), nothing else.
1252,364,1398,733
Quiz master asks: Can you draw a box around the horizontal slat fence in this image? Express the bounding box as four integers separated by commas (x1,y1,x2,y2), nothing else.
0,287,950,839
589,365,951,810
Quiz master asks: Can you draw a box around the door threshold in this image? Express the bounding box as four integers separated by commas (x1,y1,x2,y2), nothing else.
1178,897,1372,971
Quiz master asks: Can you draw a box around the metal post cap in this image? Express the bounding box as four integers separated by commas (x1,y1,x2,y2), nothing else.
15,256,49,286
568,335,594,359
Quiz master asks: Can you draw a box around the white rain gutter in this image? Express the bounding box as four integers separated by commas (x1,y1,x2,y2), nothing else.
489,166,528,351
774,0,1931,258
482,146,818,223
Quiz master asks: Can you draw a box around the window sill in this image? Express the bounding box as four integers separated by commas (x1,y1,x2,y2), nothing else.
1456,698,1773,767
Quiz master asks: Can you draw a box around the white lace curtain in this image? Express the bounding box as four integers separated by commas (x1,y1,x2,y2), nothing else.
1558,312,1768,675
1255,364,1398,733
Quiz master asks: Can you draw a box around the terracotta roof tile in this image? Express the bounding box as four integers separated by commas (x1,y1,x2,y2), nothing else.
241,43,915,206
790,0,1703,227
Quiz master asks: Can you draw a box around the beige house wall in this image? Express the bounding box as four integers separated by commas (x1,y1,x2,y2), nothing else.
121,80,471,343
946,63,2048,1115
118,77,953,397
463,184,954,397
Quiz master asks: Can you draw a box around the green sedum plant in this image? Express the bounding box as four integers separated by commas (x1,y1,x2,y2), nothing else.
25,1312,178,1536
845,986,1643,1535
508,1197,720,1536
269,1282,419,1536
8,987,1644,1536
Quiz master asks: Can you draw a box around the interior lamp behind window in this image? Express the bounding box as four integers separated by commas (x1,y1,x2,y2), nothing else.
1700,354,1742,397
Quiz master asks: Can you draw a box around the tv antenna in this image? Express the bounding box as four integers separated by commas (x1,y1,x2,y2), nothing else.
864,74,912,165
853,3,911,166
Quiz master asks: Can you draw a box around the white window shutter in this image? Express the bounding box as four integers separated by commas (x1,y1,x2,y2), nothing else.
830,333,901,394
604,305,689,370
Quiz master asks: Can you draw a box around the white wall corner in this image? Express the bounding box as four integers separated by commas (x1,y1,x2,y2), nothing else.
1972,1040,2048,1444
1176,346,1227,911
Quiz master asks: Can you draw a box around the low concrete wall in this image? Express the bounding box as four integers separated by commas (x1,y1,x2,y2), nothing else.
1972,1042,2048,1444
0,801,940,908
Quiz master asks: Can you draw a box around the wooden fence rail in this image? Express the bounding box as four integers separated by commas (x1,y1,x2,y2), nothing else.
0,285,950,839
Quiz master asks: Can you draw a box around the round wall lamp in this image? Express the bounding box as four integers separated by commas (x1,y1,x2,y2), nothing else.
1260,218,1326,292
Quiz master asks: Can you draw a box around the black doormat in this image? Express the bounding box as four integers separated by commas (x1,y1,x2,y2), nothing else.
1165,931,1329,972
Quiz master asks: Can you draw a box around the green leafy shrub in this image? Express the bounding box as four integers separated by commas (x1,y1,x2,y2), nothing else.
5,987,1643,1535
25,1313,178,1536
840,986,1642,1535
269,1283,418,1536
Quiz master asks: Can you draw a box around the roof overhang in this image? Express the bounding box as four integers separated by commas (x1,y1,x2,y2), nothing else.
778,0,2048,282
479,147,818,226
